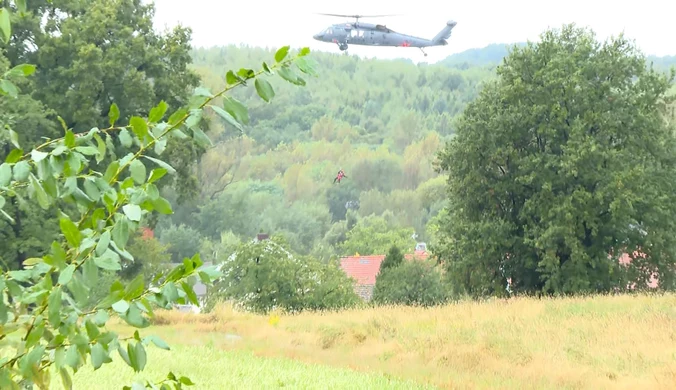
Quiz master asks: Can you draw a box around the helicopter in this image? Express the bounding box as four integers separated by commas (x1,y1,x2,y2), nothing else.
312,14,457,56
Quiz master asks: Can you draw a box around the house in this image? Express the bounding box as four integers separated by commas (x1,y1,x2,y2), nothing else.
339,246,429,301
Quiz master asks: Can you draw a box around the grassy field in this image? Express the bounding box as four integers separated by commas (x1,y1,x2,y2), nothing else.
57,345,429,389
63,293,676,389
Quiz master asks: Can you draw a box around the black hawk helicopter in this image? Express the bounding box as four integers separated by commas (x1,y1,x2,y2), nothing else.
313,14,457,56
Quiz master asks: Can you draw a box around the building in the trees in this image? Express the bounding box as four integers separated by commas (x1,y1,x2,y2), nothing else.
339,247,429,301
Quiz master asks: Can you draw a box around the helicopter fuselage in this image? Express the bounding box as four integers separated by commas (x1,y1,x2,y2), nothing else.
313,20,456,55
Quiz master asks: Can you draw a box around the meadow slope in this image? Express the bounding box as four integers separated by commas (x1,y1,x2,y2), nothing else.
80,293,676,390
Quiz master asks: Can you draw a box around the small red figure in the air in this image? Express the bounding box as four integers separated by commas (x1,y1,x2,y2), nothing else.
333,169,347,184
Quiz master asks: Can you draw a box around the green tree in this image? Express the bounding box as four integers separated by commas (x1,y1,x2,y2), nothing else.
379,245,404,273
435,24,676,298
339,214,415,256
209,235,358,314
0,0,205,272
0,3,314,384
372,259,448,307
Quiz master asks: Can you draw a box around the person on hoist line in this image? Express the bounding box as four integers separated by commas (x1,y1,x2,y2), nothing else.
333,169,347,184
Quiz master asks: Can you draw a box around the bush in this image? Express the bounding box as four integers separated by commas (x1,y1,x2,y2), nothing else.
372,259,449,307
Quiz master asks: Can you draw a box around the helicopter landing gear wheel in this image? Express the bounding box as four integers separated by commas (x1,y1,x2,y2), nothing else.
419,48,428,56
338,43,348,51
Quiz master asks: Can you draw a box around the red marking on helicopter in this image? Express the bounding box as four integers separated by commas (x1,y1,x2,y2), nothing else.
401,41,411,47
332,38,338,43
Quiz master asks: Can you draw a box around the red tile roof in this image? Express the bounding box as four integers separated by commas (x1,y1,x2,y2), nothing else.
339,251,429,286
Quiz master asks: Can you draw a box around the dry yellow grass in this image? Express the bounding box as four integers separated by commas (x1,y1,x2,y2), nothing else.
111,293,676,389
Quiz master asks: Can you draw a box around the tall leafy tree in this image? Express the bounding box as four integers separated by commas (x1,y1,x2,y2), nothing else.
0,0,203,270
435,24,676,297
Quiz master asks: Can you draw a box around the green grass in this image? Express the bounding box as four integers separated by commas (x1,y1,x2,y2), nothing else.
54,344,433,389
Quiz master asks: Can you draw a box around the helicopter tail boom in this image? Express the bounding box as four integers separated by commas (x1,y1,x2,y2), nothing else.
432,20,457,44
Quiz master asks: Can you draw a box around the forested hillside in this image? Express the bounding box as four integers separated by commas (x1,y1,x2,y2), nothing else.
149,44,676,264
151,45,498,262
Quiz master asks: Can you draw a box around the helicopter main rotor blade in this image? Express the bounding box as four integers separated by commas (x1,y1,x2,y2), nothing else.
316,13,402,18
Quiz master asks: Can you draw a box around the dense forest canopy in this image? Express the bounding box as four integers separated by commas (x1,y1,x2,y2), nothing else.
150,42,675,264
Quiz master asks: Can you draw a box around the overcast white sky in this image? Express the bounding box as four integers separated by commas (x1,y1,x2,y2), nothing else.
149,0,673,64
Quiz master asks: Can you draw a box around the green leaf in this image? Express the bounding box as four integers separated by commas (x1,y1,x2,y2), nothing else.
124,274,145,300
210,105,242,132
194,86,213,97
223,97,249,125
59,367,73,390
109,103,120,126
59,217,82,248
148,100,168,123
299,47,310,56
182,281,198,306
112,299,130,313
93,310,109,326
91,343,110,370
147,168,167,184
129,159,146,185
112,217,130,249
275,45,290,62
104,160,120,182
225,70,241,85
145,335,170,351
8,129,19,149
151,197,173,214
83,178,101,201
74,146,98,156
0,9,10,45
295,56,318,76
0,79,18,97
130,116,149,141
191,127,213,148
236,68,254,80
123,204,142,222
277,66,305,86
0,195,4,209
0,163,11,187
82,258,99,288
96,230,111,257
58,264,75,285
19,345,45,378
167,107,188,125
29,173,50,209
95,249,122,271
134,342,147,371
15,0,27,13
85,319,100,340
52,145,67,156
64,345,80,370
142,156,176,175
7,63,35,77
255,78,275,102
48,286,62,327
5,148,23,163
154,138,167,155
12,160,28,182
123,304,150,328
119,128,133,148
94,134,106,164
64,129,75,148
